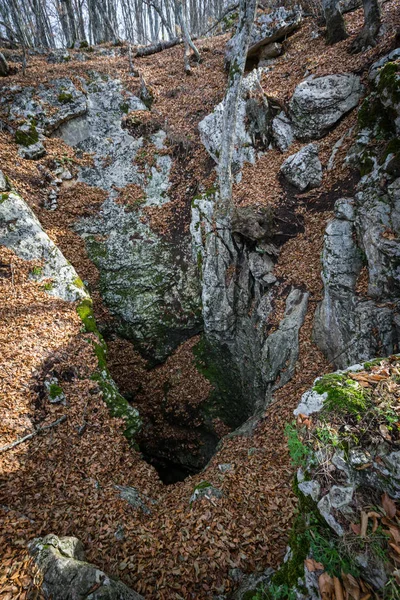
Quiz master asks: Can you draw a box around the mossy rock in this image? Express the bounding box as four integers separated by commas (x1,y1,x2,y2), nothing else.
58,91,73,104
76,299,141,443
15,122,39,147
377,61,400,105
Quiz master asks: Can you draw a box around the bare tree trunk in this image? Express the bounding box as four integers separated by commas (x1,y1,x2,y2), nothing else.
322,0,348,44
218,0,258,222
175,0,201,74
350,0,382,53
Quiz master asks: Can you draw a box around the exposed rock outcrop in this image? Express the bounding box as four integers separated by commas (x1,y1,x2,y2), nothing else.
225,6,302,68
272,111,294,152
3,78,87,134
53,74,201,362
30,534,144,600
0,192,88,303
199,68,270,174
314,52,400,370
289,74,364,140
256,358,400,599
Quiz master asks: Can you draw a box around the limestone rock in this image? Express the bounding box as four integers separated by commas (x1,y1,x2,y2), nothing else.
369,48,400,82
199,69,270,173
18,141,46,160
0,192,88,303
0,169,9,191
47,50,71,64
6,78,88,134
225,6,302,67
231,205,273,242
289,74,363,140
280,143,322,190
313,197,398,369
261,287,309,390
272,111,293,152
293,388,327,417
230,568,274,599
56,75,201,362
115,485,152,515
190,483,223,504
30,534,144,600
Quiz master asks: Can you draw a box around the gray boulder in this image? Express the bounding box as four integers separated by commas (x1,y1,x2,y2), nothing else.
30,534,144,600
272,111,293,152
280,144,322,190
289,74,363,140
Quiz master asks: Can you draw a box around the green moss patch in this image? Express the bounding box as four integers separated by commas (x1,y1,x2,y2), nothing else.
76,298,141,443
58,91,73,104
314,373,369,417
377,62,400,105
15,122,39,147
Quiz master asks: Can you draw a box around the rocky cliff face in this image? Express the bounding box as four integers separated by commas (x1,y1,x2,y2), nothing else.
314,51,400,369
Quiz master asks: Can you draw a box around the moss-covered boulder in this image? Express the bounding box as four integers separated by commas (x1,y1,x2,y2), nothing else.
254,357,400,599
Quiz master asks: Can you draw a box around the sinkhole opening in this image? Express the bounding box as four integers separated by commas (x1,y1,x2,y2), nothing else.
117,335,260,486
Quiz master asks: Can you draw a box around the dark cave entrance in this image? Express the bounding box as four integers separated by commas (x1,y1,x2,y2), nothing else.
112,334,256,486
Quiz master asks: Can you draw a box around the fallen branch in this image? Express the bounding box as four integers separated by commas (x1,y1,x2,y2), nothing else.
135,38,183,57
0,415,67,452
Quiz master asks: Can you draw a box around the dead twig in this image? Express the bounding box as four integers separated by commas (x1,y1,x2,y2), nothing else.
0,415,67,452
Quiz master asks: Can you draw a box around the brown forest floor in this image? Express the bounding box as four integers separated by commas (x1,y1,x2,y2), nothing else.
1,2,400,599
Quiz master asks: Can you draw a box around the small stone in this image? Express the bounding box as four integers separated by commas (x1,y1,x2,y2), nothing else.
329,485,354,509
294,389,326,417
190,484,223,505
218,463,233,473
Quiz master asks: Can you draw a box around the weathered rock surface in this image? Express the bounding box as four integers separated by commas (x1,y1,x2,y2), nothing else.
30,534,144,600
52,75,202,362
225,6,302,67
58,74,146,191
280,143,322,190
313,198,398,369
0,192,88,302
199,68,270,173
0,169,9,191
259,42,282,60
314,58,400,369
272,111,293,152
261,287,309,392
18,141,46,160
3,78,87,134
289,74,363,140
